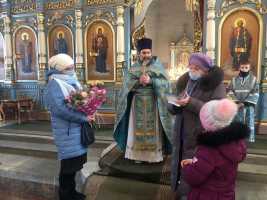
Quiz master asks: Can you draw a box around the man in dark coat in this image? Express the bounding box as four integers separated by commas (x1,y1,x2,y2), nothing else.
167,53,226,200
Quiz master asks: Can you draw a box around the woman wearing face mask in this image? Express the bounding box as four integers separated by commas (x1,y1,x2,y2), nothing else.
167,53,226,200
45,54,89,200
228,61,259,142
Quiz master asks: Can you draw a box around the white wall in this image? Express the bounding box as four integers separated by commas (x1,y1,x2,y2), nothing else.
145,0,194,68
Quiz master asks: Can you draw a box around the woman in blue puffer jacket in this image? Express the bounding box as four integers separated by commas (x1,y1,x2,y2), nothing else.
45,54,89,200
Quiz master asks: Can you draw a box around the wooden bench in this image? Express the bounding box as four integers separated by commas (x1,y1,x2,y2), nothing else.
0,98,34,124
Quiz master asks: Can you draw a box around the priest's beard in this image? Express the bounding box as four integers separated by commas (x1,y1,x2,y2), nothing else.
141,57,152,66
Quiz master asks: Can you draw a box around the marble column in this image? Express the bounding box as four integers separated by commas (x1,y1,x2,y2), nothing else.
3,16,14,82
116,6,125,83
116,6,125,62
4,15,17,99
205,0,216,60
75,10,85,82
37,13,47,81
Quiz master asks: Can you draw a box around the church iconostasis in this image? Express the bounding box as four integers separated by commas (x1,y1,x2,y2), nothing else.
0,0,128,115
0,0,126,85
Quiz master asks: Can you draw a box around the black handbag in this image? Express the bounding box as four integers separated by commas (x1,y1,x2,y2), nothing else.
81,122,95,147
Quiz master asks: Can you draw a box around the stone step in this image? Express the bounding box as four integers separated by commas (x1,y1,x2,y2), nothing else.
84,175,267,200
0,133,112,159
0,129,266,186
226,149,267,183
0,131,113,146
0,144,266,200
0,140,58,159
238,153,267,183
247,148,267,155
244,153,267,165
0,121,114,138
0,152,59,200
247,135,267,155
0,147,102,200
0,131,54,144
99,143,267,186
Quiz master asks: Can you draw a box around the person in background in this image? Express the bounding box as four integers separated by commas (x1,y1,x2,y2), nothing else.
181,99,249,200
168,53,226,200
45,54,89,200
228,61,259,142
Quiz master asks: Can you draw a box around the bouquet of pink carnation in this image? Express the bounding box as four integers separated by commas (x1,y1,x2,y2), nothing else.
65,85,107,120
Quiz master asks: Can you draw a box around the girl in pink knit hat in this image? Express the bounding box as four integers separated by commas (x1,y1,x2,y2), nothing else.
181,99,249,200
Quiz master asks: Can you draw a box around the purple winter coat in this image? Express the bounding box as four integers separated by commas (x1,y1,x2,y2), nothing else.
182,123,249,200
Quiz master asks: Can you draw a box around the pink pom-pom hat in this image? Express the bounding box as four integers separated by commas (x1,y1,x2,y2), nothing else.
199,99,238,132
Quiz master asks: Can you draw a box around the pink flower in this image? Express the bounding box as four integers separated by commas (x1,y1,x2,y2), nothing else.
101,89,107,95
97,89,107,95
64,86,107,116
90,90,96,97
80,91,88,98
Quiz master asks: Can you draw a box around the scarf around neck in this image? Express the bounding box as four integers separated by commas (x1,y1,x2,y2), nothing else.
50,74,82,90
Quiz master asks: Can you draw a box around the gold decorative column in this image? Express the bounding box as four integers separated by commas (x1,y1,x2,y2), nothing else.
3,16,13,81
185,0,203,52
205,0,216,59
37,13,47,81
116,6,125,83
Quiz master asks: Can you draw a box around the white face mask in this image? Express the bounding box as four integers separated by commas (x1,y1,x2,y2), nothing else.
189,71,202,80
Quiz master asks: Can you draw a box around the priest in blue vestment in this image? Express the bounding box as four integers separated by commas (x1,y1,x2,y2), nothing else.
113,38,172,163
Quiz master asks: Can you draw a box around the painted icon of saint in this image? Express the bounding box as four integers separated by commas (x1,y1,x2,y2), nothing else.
229,18,252,70
91,27,108,73
54,31,68,55
19,32,33,73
